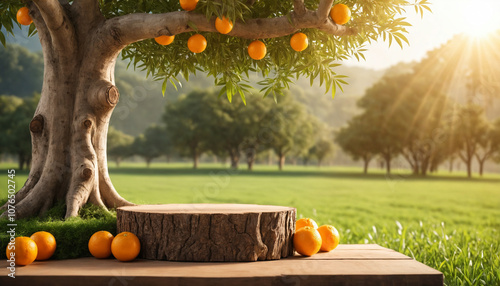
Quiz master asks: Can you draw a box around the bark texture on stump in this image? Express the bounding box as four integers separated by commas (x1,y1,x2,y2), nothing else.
117,204,296,262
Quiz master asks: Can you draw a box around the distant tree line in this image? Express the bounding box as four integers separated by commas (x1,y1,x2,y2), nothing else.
336,35,500,177
107,90,336,170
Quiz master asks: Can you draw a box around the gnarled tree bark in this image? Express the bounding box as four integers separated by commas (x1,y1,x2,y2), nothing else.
0,0,354,219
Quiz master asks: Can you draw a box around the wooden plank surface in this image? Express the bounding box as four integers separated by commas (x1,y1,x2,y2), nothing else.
0,244,443,286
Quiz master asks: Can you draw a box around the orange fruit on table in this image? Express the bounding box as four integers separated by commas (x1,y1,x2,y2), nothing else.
330,3,351,25
111,232,141,262
88,231,114,259
296,218,318,231
180,0,198,11
248,40,266,60
155,35,175,46
188,34,207,53
17,7,33,26
293,226,322,256
317,225,340,252
215,16,234,34
290,32,308,52
6,237,38,266
30,231,56,260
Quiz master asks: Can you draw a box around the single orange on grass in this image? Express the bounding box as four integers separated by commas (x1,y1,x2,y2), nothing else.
155,35,175,46
188,34,207,53
296,218,318,231
290,32,309,52
6,237,38,266
317,225,340,252
248,40,266,60
215,16,233,34
30,231,56,260
88,231,114,259
17,7,33,26
111,232,141,262
293,226,322,256
180,0,198,11
330,3,351,25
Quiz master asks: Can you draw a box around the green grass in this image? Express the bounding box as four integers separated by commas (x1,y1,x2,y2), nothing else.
1,162,499,285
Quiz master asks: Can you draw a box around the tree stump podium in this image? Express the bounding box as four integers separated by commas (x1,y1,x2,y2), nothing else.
117,204,296,262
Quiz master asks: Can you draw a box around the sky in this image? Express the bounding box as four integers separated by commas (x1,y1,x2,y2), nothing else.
345,0,500,70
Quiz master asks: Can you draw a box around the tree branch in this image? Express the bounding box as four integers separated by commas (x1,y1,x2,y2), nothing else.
293,0,307,16
102,5,354,49
317,0,334,21
32,0,76,62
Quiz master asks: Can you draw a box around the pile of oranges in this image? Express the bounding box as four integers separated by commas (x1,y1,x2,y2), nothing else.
6,231,57,266
293,218,340,257
6,230,141,266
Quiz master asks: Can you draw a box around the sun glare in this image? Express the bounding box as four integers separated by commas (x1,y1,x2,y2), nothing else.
460,1,500,38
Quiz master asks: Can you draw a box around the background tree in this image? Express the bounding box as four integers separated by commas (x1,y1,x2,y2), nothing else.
132,125,171,167
336,115,377,174
107,126,134,167
311,137,336,167
163,91,214,169
3,95,39,170
475,118,500,176
0,95,24,158
449,105,490,178
0,0,428,218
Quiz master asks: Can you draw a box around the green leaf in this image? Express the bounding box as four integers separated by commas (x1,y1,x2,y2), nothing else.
0,31,5,48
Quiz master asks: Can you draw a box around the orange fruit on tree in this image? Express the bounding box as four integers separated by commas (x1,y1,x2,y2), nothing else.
180,0,198,11
111,232,141,262
30,231,56,261
188,34,207,53
155,35,175,46
293,226,322,256
88,231,114,259
215,16,233,34
6,237,38,266
17,7,33,26
296,218,318,231
290,32,308,52
317,225,340,252
330,3,351,25
248,40,266,60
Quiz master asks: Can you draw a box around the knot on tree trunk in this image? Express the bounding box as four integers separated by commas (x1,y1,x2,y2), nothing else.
89,81,120,112
81,167,93,181
83,119,93,129
30,114,45,133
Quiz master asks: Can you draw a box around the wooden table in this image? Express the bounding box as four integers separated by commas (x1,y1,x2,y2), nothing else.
0,244,443,285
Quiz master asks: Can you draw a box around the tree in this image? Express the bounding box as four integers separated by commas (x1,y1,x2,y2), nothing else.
475,118,500,176
107,126,134,167
336,115,377,174
0,95,24,157
3,95,39,170
0,0,427,218
132,125,171,167
449,104,490,178
311,138,336,167
263,96,315,170
163,91,214,169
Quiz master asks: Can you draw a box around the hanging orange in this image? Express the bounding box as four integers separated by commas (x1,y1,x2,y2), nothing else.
215,16,234,34
330,4,351,25
6,237,38,266
180,0,198,11
30,231,56,260
111,232,141,262
290,32,309,52
155,35,175,46
88,231,114,259
248,40,267,60
17,7,33,26
188,34,207,53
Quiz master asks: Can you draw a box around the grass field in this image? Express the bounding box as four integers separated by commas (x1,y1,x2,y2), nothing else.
1,162,499,285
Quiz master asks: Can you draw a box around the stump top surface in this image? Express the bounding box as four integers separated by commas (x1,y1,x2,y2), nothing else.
0,244,443,286
118,204,295,214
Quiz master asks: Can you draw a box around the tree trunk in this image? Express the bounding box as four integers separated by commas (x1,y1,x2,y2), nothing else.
0,2,134,219
363,157,370,174
18,153,26,171
247,155,255,171
466,159,472,178
278,154,285,171
479,159,485,176
193,150,199,169
146,158,152,168
385,155,391,175
117,204,296,262
449,157,454,173
115,157,121,168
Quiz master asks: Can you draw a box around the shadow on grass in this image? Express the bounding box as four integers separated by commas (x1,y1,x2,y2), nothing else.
101,166,500,183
